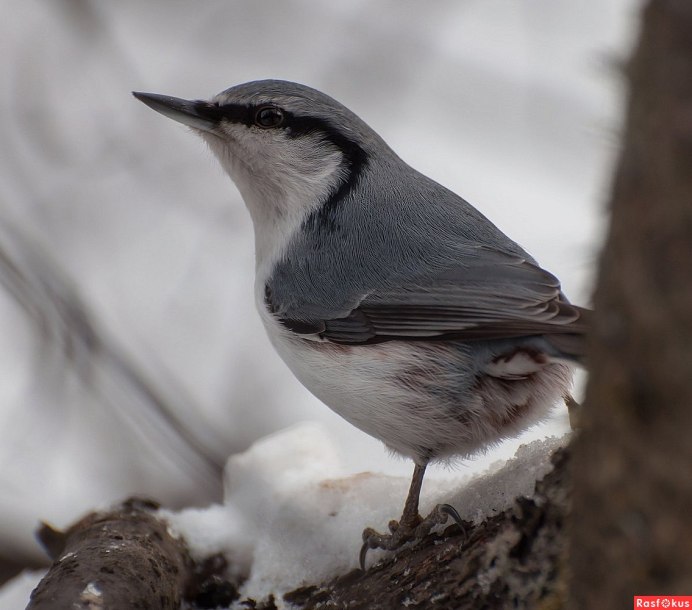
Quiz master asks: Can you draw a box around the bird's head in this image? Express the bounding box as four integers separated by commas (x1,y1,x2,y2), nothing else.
134,81,389,253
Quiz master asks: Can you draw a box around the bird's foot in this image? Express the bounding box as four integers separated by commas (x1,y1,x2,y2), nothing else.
359,503,465,570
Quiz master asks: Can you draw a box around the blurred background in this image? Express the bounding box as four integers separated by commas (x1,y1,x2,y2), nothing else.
0,0,638,575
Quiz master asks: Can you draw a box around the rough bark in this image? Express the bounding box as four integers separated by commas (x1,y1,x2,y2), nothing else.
27,498,194,610
569,0,692,607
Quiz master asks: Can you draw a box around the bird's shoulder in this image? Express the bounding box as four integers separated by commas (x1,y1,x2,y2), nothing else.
264,168,551,331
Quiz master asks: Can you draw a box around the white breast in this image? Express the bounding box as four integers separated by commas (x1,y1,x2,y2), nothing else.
254,287,573,464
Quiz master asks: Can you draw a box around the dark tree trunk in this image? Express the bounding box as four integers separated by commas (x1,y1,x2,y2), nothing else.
569,0,692,607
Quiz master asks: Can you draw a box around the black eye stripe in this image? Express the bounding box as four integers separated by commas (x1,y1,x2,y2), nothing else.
210,103,272,127
211,103,326,134
210,102,367,173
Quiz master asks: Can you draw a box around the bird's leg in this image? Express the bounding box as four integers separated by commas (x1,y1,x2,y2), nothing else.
564,392,582,430
399,462,426,529
360,462,465,570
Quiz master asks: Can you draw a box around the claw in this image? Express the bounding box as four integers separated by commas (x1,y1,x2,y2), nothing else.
438,503,461,523
359,503,465,570
359,541,370,571
359,526,381,571
359,463,465,571
438,503,467,540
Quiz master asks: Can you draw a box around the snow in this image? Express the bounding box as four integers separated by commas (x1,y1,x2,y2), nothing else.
0,0,639,607
0,425,568,608
230,429,567,603
164,424,570,606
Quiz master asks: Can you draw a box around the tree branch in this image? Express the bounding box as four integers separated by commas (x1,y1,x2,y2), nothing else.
27,499,193,610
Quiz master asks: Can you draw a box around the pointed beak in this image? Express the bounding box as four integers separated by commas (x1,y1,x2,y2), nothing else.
132,92,220,133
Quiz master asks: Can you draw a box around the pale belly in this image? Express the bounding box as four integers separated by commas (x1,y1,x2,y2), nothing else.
260,308,573,463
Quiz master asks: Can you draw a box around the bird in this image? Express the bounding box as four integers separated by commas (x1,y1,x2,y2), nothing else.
133,80,588,569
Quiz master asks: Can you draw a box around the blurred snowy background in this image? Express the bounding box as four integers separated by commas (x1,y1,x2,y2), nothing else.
0,0,639,597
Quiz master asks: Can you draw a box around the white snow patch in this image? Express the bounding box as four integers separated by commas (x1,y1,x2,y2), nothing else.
163,422,345,580
163,422,569,607
437,435,568,524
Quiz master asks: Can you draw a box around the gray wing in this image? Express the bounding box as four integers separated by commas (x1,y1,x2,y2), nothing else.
266,247,588,354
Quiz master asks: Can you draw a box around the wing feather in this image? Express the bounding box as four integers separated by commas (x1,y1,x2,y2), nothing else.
270,249,588,352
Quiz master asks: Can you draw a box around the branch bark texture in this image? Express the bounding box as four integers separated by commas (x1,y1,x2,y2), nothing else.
27,499,192,610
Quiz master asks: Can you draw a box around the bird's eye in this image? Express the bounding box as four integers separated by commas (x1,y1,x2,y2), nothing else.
254,106,284,128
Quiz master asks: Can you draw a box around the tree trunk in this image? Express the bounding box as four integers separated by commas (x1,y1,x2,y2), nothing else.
569,0,692,606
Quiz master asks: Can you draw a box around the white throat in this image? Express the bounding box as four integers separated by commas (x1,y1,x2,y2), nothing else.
202,127,347,280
